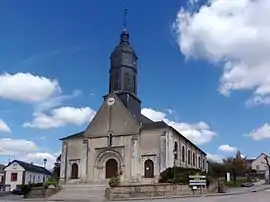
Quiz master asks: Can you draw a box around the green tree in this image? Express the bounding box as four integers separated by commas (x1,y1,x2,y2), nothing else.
208,162,226,178
52,154,61,180
223,151,247,184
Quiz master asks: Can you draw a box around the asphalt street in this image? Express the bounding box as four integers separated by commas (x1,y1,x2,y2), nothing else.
0,190,270,202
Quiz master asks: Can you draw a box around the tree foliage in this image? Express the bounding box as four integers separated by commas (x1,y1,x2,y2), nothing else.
52,154,61,180
223,151,247,184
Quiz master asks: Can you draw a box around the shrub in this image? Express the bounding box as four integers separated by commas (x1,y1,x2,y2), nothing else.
43,177,57,189
159,167,207,185
108,175,120,187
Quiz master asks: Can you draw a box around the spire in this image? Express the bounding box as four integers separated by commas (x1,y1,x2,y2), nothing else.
123,8,128,31
120,8,129,44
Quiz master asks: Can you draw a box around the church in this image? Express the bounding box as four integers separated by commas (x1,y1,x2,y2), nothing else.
59,25,208,185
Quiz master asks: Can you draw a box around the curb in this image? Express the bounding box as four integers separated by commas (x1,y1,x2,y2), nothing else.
22,187,270,201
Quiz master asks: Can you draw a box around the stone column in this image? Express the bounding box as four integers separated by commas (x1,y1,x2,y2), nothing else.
60,142,67,184
131,136,139,182
81,139,89,182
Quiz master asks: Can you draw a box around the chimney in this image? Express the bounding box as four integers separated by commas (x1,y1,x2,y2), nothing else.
30,162,33,165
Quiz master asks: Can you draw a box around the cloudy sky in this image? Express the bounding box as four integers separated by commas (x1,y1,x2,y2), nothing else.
1,0,269,167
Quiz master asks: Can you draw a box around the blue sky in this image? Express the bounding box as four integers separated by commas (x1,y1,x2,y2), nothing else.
1,0,270,167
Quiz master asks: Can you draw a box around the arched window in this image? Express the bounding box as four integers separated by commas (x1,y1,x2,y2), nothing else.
144,159,154,178
174,142,178,160
188,150,191,164
192,152,196,166
198,156,201,169
71,163,79,179
182,146,185,162
124,72,131,91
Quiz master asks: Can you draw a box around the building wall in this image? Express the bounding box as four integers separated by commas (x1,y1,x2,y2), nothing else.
24,171,50,184
65,137,84,181
252,154,270,172
4,163,24,191
61,125,207,185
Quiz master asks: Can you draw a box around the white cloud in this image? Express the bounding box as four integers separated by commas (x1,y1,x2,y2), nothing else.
0,119,11,133
0,73,61,103
248,123,270,140
218,144,237,153
23,106,96,129
173,0,270,105
0,138,58,169
34,89,82,112
206,153,223,163
0,138,38,155
21,152,57,169
141,108,216,145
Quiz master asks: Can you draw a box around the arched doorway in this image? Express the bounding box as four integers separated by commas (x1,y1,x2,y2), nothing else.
71,163,78,179
105,158,118,179
144,159,154,178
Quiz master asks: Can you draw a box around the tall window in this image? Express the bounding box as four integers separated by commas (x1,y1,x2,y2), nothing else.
124,72,131,91
192,152,196,166
182,146,185,162
113,72,119,91
202,159,205,170
174,142,178,160
198,156,201,168
188,150,191,164
133,75,136,93
107,132,113,147
11,173,18,182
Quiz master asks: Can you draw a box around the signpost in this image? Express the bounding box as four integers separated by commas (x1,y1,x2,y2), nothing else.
189,174,206,196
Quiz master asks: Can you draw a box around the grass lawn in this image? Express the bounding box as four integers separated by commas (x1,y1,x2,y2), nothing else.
225,178,249,187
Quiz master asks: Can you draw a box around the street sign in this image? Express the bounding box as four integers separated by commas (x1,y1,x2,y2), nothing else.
189,175,206,186
189,175,206,178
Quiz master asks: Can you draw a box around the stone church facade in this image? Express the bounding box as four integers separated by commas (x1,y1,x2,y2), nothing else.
59,28,207,185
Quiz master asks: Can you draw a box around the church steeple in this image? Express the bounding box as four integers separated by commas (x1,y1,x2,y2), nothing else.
108,9,141,120
109,8,138,96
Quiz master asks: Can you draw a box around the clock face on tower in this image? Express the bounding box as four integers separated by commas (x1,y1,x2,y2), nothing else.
107,97,115,106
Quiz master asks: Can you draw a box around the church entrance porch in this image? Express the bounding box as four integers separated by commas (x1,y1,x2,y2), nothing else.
94,148,125,183
105,158,118,178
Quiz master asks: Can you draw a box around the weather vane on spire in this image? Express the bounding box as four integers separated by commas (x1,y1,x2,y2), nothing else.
123,8,128,30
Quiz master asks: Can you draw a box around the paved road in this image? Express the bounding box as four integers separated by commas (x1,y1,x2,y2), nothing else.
0,190,270,202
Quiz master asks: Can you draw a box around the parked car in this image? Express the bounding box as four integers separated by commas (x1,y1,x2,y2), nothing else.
241,182,254,187
12,187,23,195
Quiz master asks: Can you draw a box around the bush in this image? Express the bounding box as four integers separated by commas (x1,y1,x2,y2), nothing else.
108,175,120,187
159,167,207,185
43,177,57,189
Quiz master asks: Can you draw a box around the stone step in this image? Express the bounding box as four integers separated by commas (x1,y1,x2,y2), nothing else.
49,184,107,200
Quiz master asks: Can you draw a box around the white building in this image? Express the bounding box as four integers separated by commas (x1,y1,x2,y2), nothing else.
4,160,51,191
251,153,270,178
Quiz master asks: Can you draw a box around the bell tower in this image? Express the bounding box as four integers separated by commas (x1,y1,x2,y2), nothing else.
107,9,141,121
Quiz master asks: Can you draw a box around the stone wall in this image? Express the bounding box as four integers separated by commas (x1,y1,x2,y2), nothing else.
24,187,61,199
105,184,207,200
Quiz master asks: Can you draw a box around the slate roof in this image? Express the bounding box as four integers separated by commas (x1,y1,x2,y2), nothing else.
59,131,85,140
5,160,51,175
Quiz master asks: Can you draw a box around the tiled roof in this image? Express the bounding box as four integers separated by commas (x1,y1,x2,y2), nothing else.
5,160,51,175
